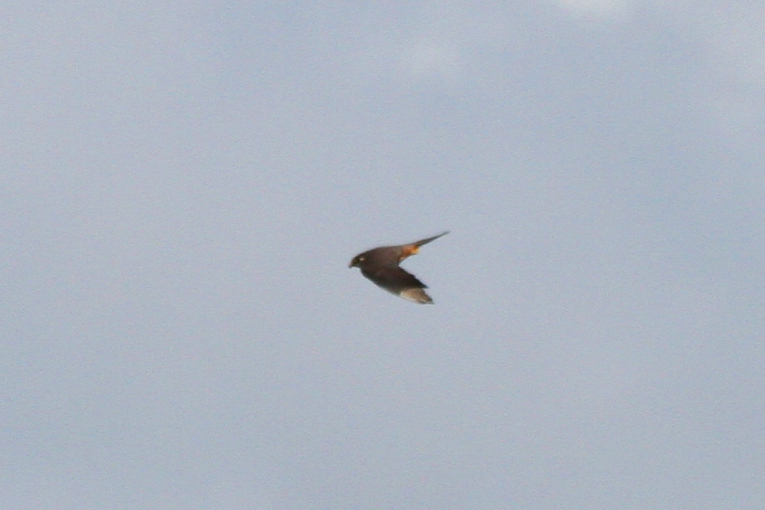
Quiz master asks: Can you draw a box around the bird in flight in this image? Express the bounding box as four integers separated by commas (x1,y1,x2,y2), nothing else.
349,231,449,304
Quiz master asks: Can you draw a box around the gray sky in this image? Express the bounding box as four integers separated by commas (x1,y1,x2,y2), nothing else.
3,2,764,509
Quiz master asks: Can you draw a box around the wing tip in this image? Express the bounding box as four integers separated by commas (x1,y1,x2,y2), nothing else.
399,288,434,304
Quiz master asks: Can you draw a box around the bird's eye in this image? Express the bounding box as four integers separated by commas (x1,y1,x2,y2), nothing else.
358,256,365,261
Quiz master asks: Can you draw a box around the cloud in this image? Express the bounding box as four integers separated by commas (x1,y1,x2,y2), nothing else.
688,4,765,84
402,38,461,81
350,4,515,88
556,0,632,21
658,3,765,159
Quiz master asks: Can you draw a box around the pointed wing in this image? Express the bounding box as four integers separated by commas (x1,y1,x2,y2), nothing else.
410,231,449,248
361,266,434,304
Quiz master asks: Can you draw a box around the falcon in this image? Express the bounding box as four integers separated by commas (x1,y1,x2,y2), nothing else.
349,231,449,304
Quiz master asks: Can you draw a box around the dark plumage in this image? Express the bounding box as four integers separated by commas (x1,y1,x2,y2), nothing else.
349,231,449,304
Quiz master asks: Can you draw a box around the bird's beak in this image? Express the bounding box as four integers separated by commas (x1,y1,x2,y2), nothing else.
348,260,355,268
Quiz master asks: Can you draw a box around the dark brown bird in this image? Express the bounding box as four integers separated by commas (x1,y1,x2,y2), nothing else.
349,231,449,304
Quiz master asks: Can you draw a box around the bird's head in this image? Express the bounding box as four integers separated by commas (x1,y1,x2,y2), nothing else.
348,254,365,268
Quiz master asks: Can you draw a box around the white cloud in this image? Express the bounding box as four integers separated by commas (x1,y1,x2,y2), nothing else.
691,4,765,84
351,4,517,88
556,0,632,21
402,38,461,81
657,3,765,162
